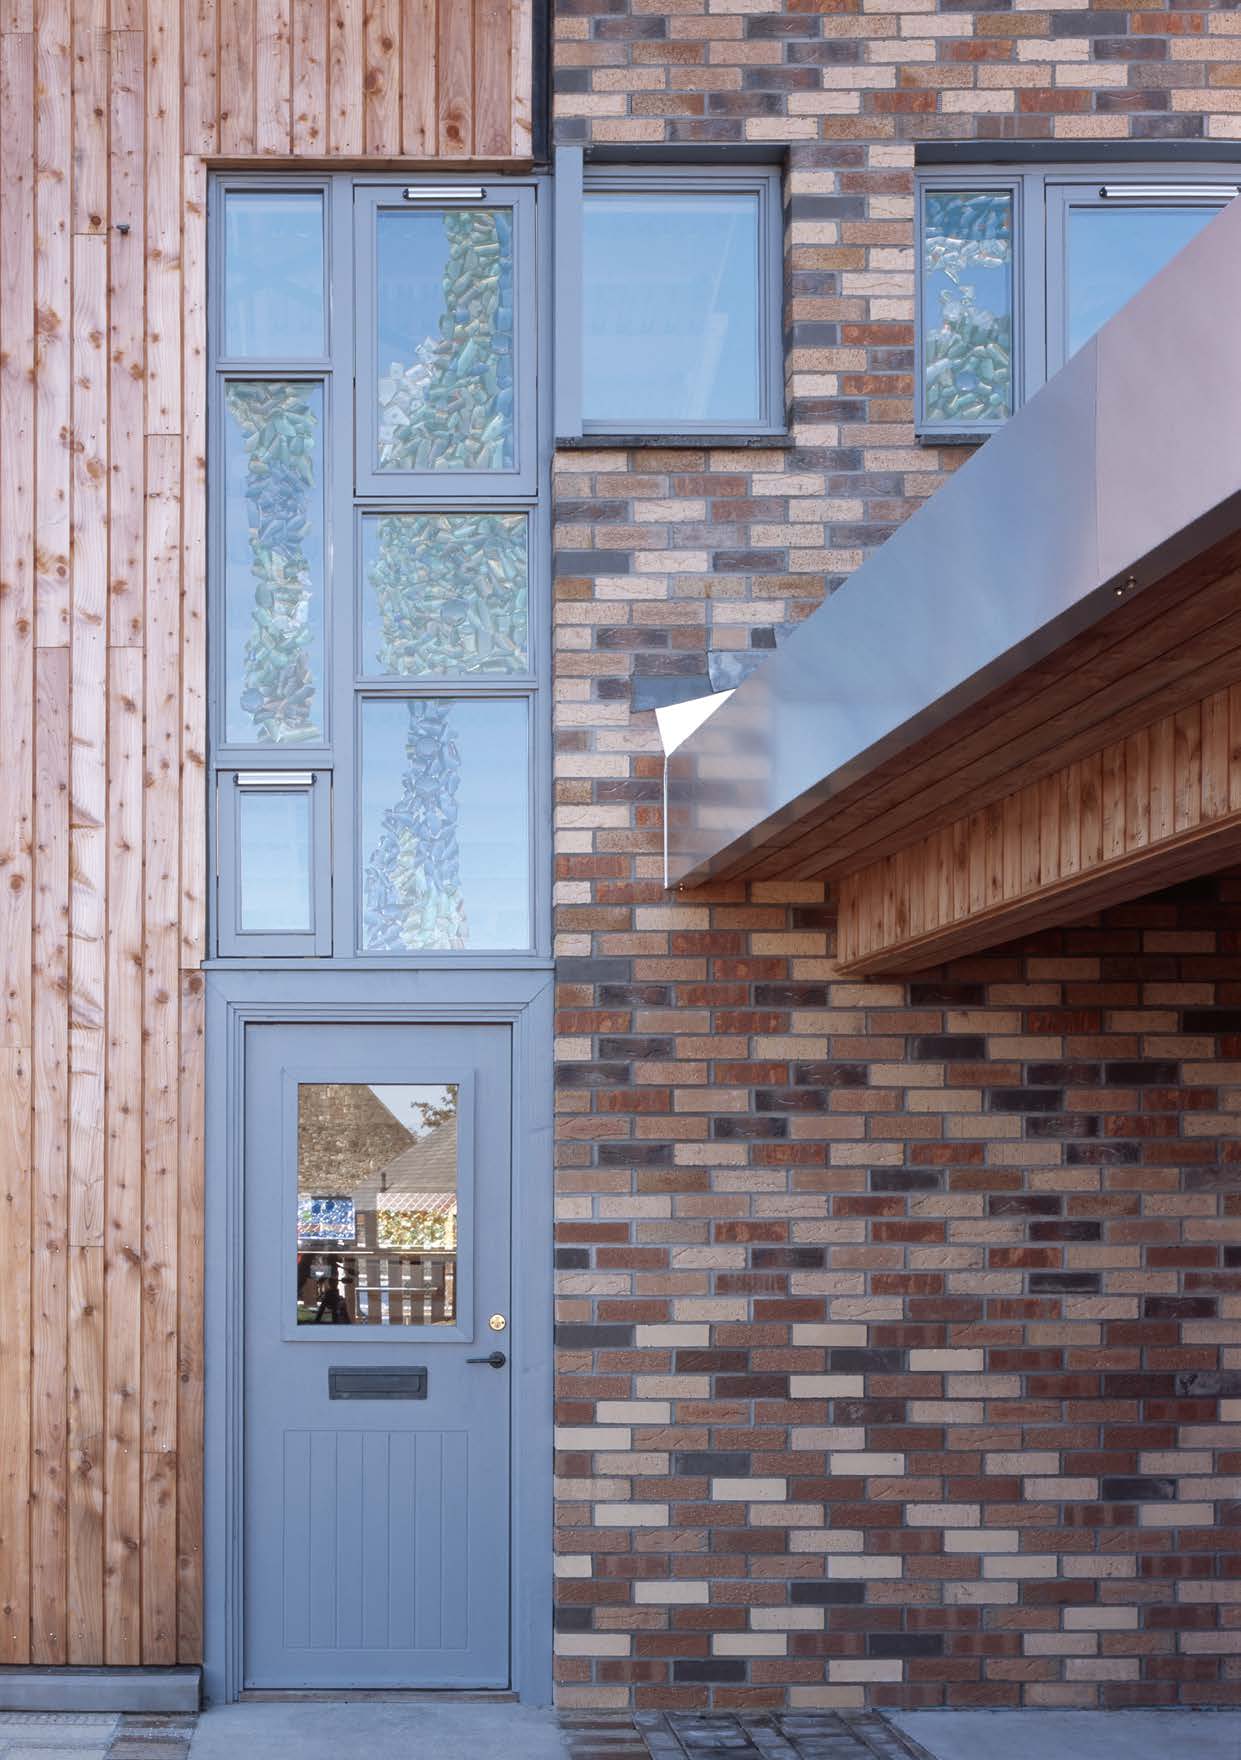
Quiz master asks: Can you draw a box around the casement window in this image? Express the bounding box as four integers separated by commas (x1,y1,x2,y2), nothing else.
916,168,1239,441
554,155,786,439
211,176,545,961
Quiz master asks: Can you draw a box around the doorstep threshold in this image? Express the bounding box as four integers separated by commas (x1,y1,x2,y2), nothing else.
239,1688,518,1703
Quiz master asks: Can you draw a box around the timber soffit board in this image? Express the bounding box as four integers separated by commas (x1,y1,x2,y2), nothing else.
666,194,1241,890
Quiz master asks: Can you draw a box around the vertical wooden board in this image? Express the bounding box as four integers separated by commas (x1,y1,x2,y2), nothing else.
907,843,924,943
1173,703,1202,836
109,30,145,648
1038,775,1060,890
510,0,533,156
950,817,969,924
30,649,70,1665
71,0,108,236
967,809,985,916
180,161,208,970
984,802,1003,907
1149,714,1175,845
66,1242,104,1662
438,0,473,156
328,0,363,155
1019,784,1039,895
1202,689,1230,824
176,972,205,1662
0,31,35,1055
400,0,434,155
35,0,72,649
103,648,143,1665
0,1050,32,1663
145,0,181,437
183,0,219,155
142,436,181,1663
1100,740,1124,865
1058,762,1080,880
219,0,255,154
473,0,511,158
1125,727,1150,852
1079,751,1102,874
934,826,952,933
363,0,400,155
1230,683,1241,817
68,231,107,1248
68,231,107,1668
292,0,328,152
1001,792,1021,902
256,0,293,152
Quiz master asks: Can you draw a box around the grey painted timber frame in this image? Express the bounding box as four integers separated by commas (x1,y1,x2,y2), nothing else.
914,161,1240,441
202,969,555,1706
208,173,553,967
553,149,787,441
204,171,556,1703
666,193,1241,883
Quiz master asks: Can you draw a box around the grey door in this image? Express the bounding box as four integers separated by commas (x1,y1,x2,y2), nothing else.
243,1020,512,1688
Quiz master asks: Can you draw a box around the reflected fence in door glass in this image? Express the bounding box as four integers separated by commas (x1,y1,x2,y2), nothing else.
296,1082,459,1326
376,208,514,472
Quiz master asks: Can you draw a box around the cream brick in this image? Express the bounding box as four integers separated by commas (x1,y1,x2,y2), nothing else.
555,1428,632,1450
910,1349,985,1372
555,1633,632,1657
945,1530,1019,1554
713,1633,788,1657
634,1581,710,1605
593,1504,668,1527
829,1661,902,1682
712,1478,787,1501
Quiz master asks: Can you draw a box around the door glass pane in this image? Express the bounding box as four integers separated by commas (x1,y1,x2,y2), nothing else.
921,189,1014,426
376,208,515,472
223,381,326,745
238,790,312,933
297,1083,459,1326
361,513,529,678
224,191,325,359
1066,203,1219,359
582,190,761,425
360,698,529,953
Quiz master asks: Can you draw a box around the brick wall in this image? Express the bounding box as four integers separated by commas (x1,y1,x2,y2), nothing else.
550,0,1241,1714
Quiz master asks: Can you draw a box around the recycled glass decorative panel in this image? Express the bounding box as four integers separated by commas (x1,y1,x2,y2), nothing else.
360,512,529,678
921,189,1014,427
582,191,762,425
375,208,515,472
224,191,325,359
238,790,312,933
296,1083,459,1326
360,698,529,953
223,381,326,745
1066,203,1218,360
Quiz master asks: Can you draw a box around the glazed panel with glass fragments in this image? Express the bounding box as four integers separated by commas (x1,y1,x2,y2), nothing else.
921,189,1014,427
361,512,529,678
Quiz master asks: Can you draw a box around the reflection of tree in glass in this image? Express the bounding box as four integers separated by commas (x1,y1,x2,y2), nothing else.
924,192,1013,426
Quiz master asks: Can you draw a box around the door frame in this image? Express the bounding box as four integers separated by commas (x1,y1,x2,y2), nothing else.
201,966,554,1705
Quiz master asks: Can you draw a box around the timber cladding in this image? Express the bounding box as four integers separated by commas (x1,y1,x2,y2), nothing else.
0,0,533,1674
550,0,1241,1718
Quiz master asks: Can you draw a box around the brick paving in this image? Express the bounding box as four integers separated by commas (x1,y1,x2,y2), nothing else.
562,1711,931,1760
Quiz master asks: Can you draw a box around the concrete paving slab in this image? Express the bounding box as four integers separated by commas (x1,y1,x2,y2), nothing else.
886,1711,1241,1760
189,1700,568,1760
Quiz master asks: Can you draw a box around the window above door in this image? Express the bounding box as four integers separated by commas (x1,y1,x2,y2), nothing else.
916,166,1239,442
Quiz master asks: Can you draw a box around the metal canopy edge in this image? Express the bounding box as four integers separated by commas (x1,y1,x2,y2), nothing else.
666,195,1241,886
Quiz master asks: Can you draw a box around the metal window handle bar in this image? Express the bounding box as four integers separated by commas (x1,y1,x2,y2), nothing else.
1099,185,1238,201
466,1350,507,1369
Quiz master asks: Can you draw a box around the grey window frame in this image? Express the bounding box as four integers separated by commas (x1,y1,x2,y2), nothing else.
216,770,332,958
208,172,551,967
554,150,787,441
915,164,1240,443
354,183,538,499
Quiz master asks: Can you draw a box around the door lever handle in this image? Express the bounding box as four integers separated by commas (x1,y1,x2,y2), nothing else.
466,1350,507,1369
